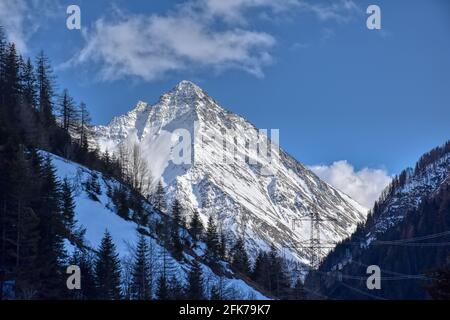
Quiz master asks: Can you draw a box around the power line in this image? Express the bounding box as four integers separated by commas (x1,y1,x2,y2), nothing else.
350,260,435,281
338,281,387,300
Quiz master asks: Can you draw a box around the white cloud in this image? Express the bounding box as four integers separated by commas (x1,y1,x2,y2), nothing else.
74,12,275,81
0,0,61,52
197,0,360,24
297,0,361,22
0,0,29,51
70,0,360,81
0,0,61,53
196,0,300,24
309,161,392,209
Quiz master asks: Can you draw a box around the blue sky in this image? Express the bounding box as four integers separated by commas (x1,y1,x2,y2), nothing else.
1,0,449,207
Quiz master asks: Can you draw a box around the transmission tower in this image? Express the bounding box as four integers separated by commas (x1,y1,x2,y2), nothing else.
292,208,339,270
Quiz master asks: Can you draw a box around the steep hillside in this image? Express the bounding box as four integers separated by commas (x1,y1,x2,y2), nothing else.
308,141,450,299
49,152,268,300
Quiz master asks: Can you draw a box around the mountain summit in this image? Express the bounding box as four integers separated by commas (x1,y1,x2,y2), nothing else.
92,81,367,265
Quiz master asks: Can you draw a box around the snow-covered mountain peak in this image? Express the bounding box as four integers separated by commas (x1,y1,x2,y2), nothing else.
91,81,368,265
173,80,204,97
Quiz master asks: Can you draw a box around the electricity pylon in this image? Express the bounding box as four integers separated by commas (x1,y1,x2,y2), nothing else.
292,209,339,270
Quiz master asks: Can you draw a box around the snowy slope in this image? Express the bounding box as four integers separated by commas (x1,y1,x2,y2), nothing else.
91,80,368,265
313,142,450,299
364,148,450,243
47,152,268,300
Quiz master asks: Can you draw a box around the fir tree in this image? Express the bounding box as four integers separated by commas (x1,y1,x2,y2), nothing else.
0,26,7,106
205,215,220,261
36,155,67,299
69,249,97,300
85,172,101,201
231,237,250,275
189,209,203,243
5,147,41,298
61,178,76,232
268,245,290,298
35,51,54,125
251,251,270,289
155,274,169,300
78,102,91,152
112,186,129,220
186,260,204,300
20,58,37,109
95,230,122,300
219,230,227,260
153,180,166,212
170,198,184,259
130,235,151,300
58,89,78,132
4,43,21,109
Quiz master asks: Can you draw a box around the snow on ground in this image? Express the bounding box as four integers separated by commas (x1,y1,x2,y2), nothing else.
45,151,268,300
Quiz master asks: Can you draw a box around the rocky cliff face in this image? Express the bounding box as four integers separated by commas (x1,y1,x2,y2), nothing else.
92,80,367,264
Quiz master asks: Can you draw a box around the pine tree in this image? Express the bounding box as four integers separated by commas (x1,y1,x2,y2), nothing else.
186,260,204,300
268,245,290,298
171,198,183,227
251,250,274,293
231,237,250,275
61,178,76,232
155,274,169,300
103,150,111,173
35,51,54,125
4,147,41,299
85,172,101,201
112,186,129,219
156,245,176,300
189,209,203,243
36,155,67,299
4,43,21,109
205,215,220,261
219,230,227,260
58,89,78,132
20,58,37,109
69,249,97,300
130,235,151,300
170,198,184,259
78,102,91,151
0,26,7,107
95,230,122,300
153,180,166,212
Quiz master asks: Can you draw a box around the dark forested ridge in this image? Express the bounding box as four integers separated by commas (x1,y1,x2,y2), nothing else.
306,142,450,299
0,26,129,299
